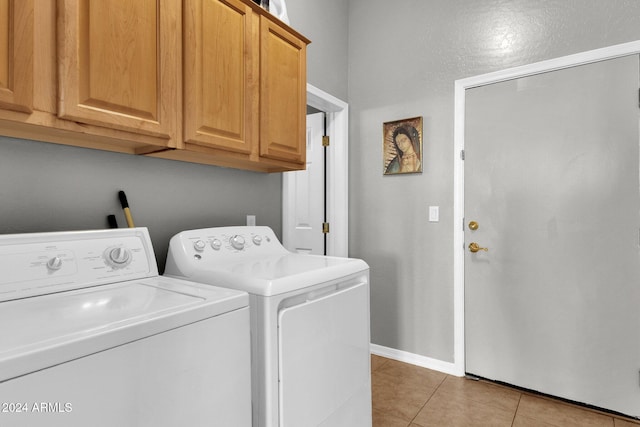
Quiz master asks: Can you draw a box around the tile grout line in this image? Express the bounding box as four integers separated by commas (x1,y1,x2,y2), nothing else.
510,392,523,427
407,373,450,427
371,355,389,374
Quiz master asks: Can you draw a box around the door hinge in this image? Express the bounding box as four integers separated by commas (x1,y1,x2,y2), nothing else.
460,149,465,160
322,136,330,147
322,222,330,234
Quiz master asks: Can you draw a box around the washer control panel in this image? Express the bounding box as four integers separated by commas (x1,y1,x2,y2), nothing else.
0,228,157,302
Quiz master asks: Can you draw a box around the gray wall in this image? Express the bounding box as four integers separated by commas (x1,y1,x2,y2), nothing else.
347,0,640,362
287,0,349,100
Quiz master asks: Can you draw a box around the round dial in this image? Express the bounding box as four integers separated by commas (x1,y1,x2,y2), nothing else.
46,256,63,271
107,247,132,268
193,240,206,252
211,239,222,251
252,235,263,246
229,235,246,250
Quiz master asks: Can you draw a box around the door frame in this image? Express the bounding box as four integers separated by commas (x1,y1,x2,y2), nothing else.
452,40,640,376
283,84,349,257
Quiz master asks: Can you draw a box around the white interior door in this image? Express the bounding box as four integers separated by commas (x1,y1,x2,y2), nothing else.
282,112,325,254
464,55,640,416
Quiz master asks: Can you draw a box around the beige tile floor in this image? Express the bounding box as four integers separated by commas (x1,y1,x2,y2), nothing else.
371,354,640,427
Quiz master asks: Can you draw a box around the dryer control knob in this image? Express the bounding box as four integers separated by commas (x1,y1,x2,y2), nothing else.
229,235,245,250
193,240,206,252
211,239,222,251
252,235,263,246
108,247,131,267
47,256,63,271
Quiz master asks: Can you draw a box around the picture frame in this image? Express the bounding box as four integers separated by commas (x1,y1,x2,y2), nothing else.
383,116,423,175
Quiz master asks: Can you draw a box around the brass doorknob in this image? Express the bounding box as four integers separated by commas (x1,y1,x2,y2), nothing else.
468,242,488,253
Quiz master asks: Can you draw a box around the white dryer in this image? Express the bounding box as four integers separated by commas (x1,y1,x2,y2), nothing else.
0,228,251,427
165,226,372,427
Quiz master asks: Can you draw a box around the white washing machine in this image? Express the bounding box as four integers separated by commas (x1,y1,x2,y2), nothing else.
165,226,372,427
0,227,251,427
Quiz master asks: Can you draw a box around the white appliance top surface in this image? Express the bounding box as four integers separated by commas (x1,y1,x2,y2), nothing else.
0,276,248,382
0,228,249,382
1,281,198,352
0,277,246,353
166,226,369,296
222,252,358,279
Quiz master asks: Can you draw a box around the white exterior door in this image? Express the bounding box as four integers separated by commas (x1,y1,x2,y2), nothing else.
464,55,640,416
282,112,325,254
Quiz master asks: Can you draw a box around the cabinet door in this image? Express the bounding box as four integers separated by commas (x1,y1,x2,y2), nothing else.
0,0,33,113
57,0,179,144
259,16,306,165
183,0,256,155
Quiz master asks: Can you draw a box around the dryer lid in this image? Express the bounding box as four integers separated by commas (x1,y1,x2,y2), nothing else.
222,253,363,280
187,253,369,296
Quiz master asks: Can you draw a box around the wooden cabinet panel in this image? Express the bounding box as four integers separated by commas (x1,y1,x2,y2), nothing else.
176,0,309,171
259,15,306,165
0,0,33,113
57,0,179,145
184,0,257,154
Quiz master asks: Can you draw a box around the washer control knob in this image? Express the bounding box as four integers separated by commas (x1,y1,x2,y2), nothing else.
229,235,245,250
193,240,206,252
47,256,63,271
211,239,222,251
108,247,131,266
252,235,263,246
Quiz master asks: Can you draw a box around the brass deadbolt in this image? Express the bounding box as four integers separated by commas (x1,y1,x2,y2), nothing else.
468,221,479,231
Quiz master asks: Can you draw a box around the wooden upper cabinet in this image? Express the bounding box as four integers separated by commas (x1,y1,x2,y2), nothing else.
183,0,256,155
57,0,180,145
259,15,307,165
174,0,309,171
0,0,34,114
0,0,309,171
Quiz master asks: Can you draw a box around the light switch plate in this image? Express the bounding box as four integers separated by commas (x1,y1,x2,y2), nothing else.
429,206,439,222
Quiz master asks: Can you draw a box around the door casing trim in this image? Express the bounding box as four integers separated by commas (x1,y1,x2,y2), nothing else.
453,40,640,376
283,84,349,257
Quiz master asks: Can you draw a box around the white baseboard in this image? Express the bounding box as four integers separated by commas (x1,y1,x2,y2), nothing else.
370,343,463,377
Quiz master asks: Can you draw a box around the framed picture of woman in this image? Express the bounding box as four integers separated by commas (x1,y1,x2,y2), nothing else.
383,116,423,175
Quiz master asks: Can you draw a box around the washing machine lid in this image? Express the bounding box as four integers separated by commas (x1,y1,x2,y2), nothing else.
186,253,369,296
0,276,248,382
